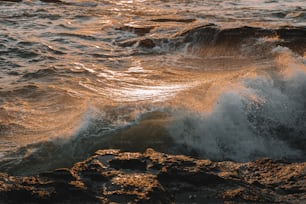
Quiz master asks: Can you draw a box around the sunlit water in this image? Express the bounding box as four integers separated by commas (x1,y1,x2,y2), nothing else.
0,0,305,175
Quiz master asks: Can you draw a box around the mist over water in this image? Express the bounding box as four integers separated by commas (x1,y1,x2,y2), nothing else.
0,0,305,174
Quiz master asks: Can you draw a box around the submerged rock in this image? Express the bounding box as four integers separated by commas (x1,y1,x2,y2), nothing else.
0,148,305,203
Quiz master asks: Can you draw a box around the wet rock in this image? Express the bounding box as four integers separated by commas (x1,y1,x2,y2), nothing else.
109,152,147,171
137,38,155,48
0,149,305,203
39,168,75,181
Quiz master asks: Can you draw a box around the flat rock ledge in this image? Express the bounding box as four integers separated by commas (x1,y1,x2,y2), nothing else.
0,148,305,203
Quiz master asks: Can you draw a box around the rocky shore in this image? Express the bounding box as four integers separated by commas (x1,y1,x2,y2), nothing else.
0,148,305,203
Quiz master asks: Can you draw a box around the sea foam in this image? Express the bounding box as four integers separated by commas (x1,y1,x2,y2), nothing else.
168,47,306,161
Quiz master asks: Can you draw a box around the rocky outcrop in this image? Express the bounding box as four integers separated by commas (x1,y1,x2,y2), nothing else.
0,148,305,203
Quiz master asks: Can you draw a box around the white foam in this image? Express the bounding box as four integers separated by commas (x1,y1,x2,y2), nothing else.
168,48,306,161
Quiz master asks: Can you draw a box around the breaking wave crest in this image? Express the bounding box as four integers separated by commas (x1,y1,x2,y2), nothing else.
168,47,306,162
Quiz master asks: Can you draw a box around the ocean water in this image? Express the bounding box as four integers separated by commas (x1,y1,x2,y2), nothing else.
0,0,305,175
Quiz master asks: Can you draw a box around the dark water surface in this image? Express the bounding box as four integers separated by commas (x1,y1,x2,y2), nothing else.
0,0,305,175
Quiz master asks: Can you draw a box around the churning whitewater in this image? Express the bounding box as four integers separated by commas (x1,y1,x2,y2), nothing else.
0,0,305,175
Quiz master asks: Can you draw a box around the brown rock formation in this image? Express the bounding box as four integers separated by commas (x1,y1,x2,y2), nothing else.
0,149,305,203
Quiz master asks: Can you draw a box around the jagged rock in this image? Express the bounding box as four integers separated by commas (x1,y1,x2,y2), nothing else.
109,152,147,171
0,148,305,203
138,38,155,48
